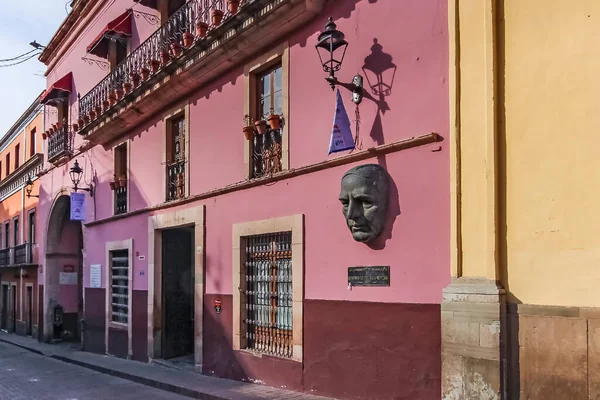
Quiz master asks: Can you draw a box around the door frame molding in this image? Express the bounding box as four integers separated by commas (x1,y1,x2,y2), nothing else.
147,205,205,366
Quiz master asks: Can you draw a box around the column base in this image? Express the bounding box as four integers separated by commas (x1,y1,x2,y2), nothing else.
441,278,506,400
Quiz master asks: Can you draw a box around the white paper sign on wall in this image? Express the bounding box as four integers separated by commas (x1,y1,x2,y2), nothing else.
90,264,101,288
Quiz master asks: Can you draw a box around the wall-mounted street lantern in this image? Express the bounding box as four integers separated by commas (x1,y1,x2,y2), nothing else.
70,159,94,197
315,17,363,104
25,174,39,199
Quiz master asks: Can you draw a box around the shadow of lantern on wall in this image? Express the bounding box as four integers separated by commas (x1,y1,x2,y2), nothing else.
362,39,397,98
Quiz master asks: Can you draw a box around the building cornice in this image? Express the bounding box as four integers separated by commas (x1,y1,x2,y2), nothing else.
0,96,42,150
0,154,43,201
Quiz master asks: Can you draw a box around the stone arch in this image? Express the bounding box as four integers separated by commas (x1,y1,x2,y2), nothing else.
43,193,83,343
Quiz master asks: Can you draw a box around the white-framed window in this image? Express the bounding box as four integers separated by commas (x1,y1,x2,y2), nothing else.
110,249,129,324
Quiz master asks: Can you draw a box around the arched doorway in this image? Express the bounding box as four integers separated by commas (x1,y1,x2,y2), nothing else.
43,194,83,343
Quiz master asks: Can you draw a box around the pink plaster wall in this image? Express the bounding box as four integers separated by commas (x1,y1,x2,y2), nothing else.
40,0,450,304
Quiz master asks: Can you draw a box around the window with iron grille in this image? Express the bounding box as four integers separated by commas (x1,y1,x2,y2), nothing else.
166,115,186,201
252,64,283,178
110,249,129,324
243,232,293,357
114,143,128,215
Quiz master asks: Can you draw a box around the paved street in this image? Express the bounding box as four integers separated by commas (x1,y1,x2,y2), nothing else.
0,342,189,400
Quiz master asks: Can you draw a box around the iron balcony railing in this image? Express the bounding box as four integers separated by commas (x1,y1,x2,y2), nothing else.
13,243,33,265
167,159,186,201
0,243,34,267
78,0,230,128
47,124,73,163
0,248,9,267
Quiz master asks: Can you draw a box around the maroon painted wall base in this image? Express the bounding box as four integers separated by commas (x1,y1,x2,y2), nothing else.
83,288,105,354
203,294,441,400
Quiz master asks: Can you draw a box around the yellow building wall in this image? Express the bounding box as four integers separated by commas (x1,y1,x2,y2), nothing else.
502,0,600,307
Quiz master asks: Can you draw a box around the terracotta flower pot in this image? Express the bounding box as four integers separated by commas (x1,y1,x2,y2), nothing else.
171,43,183,57
268,114,281,130
108,97,116,106
211,9,224,26
78,118,84,127
160,50,170,65
196,22,209,37
254,120,268,135
94,105,102,115
118,177,127,188
123,82,133,94
115,87,124,100
56,121,63,131
130,72,141,87
243,126,255,140
183,32,195,47
102,99,110,111
52,123,57,131
89,110,96,120
49,128,54,135
141,67,151,80
227,0,240,14
84,115,90,124
150,59,161,73
109,181,117,190
42,132,47,140
72,123,79,132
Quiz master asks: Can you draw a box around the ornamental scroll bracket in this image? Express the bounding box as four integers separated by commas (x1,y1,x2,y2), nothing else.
81,56,110,71
130,8,160,26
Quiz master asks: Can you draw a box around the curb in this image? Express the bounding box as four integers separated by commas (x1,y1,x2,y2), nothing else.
0,337,226,400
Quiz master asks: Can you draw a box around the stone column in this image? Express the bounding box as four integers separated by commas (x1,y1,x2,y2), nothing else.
443,0,506,398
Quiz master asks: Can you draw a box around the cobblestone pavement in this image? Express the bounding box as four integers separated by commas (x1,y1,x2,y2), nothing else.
0,342,190,400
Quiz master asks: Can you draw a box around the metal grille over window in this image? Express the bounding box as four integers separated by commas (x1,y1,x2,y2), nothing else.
115,186,127,214
244,232,293,357
111,250,129,324
167,117,186,201
252,130,282,178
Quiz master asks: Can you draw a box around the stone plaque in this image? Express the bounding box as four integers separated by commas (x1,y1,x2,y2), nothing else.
348,266,390,287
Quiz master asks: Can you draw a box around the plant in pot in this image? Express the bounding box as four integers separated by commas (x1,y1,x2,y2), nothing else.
183,32,195,47
267,108,281,130
108,92,117,106
72,123,79,132
102,99,110,111
130,71,141,87
141,67,151,80
254,116,268,135
78,117,84,127
123,81,133,95
84,114,91,124
118,175,127,188
196,21,209,37
150,58,161,73
42,131,47,140
160,49,170,65
211,9,224,26
56,121,63,130
109,175,117,190
94,105,102,116
115,87,124,100
228,0,240,14
171,42,183,57
242,114,255,140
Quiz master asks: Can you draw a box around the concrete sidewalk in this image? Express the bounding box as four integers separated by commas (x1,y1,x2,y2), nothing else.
0,332,333,400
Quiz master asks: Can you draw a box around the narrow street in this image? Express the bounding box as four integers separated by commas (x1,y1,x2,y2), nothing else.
0,341,189,400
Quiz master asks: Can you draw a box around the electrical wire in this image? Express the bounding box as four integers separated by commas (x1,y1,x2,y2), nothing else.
0,52,41,68
0,49,40,63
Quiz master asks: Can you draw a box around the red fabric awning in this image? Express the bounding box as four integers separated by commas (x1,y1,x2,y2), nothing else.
86,10,132,59
40,72,73,105
134,0,158,9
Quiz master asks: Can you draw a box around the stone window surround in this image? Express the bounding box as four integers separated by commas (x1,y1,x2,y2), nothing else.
161,102,191,201
104,238,134,357
232,214,304,362
243,42,290,179
147,205,205,366
111,139,130,215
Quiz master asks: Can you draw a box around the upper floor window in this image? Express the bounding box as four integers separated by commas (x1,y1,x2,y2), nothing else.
166,114,186,202
57,101,69,128
12,217,18,247
3,222,8,248
30,128,36,157
244,45,289,180
14,144,20,170
5,154,10,176
28,210,35,245
114,143,128,215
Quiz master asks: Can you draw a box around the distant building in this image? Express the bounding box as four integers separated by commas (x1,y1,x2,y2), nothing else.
0,95,43,339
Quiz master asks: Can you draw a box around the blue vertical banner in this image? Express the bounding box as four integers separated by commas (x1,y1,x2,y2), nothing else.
70,192,86,221
328,89,355,154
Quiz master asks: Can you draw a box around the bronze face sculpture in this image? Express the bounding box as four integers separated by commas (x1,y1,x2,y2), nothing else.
339,164,390,243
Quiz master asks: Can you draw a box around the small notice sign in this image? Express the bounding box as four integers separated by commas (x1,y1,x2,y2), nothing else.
90,264,101,288
70,192,86,221
59,272,78,285
348,266,390,287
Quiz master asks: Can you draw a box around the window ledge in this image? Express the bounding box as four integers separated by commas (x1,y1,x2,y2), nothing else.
236,348,300,363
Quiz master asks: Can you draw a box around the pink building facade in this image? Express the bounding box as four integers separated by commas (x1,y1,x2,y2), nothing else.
37,0,449,398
